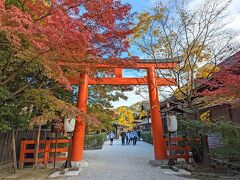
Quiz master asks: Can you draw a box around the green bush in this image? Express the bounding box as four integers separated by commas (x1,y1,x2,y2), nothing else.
211,121,240,160
177,115,240,162
84,133,107,150
172,115,204,163
177,115,203,137
141,131,153,144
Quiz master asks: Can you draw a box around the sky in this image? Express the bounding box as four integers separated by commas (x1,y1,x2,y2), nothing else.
111,0,240,108
111,0,158,108
189,0,240,38
111,1,161,108
122,0,156,11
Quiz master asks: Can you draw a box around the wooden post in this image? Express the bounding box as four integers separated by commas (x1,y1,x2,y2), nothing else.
19,140,26,169
64,137,72,168
185,140,190,163
34,125,41,169
12,130,17,173
168,132,175,166
53,133,58,169
44,139,51,168
202,135,210,165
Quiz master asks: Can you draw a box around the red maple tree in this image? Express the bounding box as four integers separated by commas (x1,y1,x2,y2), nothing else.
0,0,133,88
198,52,240,99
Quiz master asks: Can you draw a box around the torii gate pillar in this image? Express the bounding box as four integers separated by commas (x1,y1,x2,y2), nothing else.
147,67,167,160
71,73,88,162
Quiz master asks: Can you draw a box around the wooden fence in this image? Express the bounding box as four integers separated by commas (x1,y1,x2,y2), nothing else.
166,137,201,162
0,129,54,166
19,139,70,169
1,130,201,168
0,131,13,166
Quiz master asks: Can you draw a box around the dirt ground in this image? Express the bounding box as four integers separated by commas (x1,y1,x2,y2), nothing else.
2,169,55,180
191,163,240,179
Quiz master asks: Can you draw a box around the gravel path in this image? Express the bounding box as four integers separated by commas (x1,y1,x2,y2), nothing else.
68,139,193,180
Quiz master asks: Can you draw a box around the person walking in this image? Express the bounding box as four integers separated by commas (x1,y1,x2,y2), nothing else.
133,131,138,145
130,131,134,145
126,131,130,145
120,131,126,145
106,132,109,140
137,130,141,141
109,131,115,145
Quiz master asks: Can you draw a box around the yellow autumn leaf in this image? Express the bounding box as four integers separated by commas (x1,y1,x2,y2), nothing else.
196,64,220,78
116,106,135,130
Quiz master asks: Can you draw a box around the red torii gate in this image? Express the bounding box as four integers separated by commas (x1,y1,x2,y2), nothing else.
60,60,176,162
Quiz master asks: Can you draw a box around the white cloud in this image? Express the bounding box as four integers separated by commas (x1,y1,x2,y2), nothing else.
111,85,175,108
226,0,240,32
188,0,240,33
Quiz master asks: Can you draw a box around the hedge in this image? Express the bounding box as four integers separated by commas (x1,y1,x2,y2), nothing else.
84,133,107,150
141,131,153,144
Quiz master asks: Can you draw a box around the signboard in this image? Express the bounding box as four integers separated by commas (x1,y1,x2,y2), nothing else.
208,133,223,149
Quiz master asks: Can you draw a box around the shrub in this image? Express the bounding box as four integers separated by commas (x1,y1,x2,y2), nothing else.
141,131,153,144
175,115,204,163
211,121,240,160
84,133,107,150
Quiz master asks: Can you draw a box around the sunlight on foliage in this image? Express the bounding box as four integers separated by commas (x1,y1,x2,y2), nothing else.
200,110,211,123
139,110,149,120
196,64,220,78
116,106,135,130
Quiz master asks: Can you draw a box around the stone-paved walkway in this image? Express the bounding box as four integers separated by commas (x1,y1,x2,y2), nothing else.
68,139,193,180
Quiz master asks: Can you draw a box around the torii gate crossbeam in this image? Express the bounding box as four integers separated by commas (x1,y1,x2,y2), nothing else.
60,60,176,163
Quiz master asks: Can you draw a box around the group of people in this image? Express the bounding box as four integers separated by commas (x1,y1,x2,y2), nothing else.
120,130,141,146
107,130,141,145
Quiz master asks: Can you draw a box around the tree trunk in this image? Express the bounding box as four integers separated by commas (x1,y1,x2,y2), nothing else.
34,125,41,169
12,130,17,173
53,132,58,169
201,134,211,166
